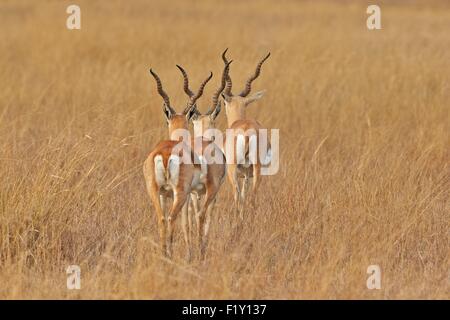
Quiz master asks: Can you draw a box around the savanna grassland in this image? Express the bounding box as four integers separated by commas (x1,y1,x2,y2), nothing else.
0,0,448,299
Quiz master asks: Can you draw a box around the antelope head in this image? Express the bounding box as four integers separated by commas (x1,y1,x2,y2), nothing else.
149,68,212,139
176,59,232,136
220,49,270,126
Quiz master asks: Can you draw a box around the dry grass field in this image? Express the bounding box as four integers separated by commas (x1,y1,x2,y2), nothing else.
0,0,448,299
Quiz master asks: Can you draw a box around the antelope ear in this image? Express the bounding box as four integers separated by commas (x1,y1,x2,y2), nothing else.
221,93,232,103
244,90,265,106
210,102,221,120
163,103,173,120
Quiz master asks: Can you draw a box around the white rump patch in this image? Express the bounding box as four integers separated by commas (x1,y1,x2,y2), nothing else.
262,148,272,166
153,155,166,186
236,134,257,167
248,134,258,165
168,154,180,186
236,134,246,165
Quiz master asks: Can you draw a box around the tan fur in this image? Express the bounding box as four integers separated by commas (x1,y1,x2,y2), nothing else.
173,60,230,258
224,96,248,127
219,50,270,217
146,67,216,260
143,139,199,258
144,110,201,259
223,94,269,218
192,117,217,136
188,135,226,258
168,114,190,139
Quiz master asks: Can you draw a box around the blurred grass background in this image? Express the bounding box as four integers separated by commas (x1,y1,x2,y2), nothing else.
0,0,448,298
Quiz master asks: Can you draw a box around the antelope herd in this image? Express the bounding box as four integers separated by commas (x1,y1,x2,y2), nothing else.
143,49,271,260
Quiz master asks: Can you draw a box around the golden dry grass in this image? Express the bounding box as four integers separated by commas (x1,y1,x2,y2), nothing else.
0,0,448,299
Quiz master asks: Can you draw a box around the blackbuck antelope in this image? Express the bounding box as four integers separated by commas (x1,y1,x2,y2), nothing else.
143,68,212,259
221,49,272,217
175,60,231,256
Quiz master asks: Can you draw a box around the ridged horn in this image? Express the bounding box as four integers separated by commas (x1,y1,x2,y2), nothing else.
149,69,175,114
207,60,232,115
176,65,194,98
239,52,270,97
184,72,213,114
222,48,233,96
